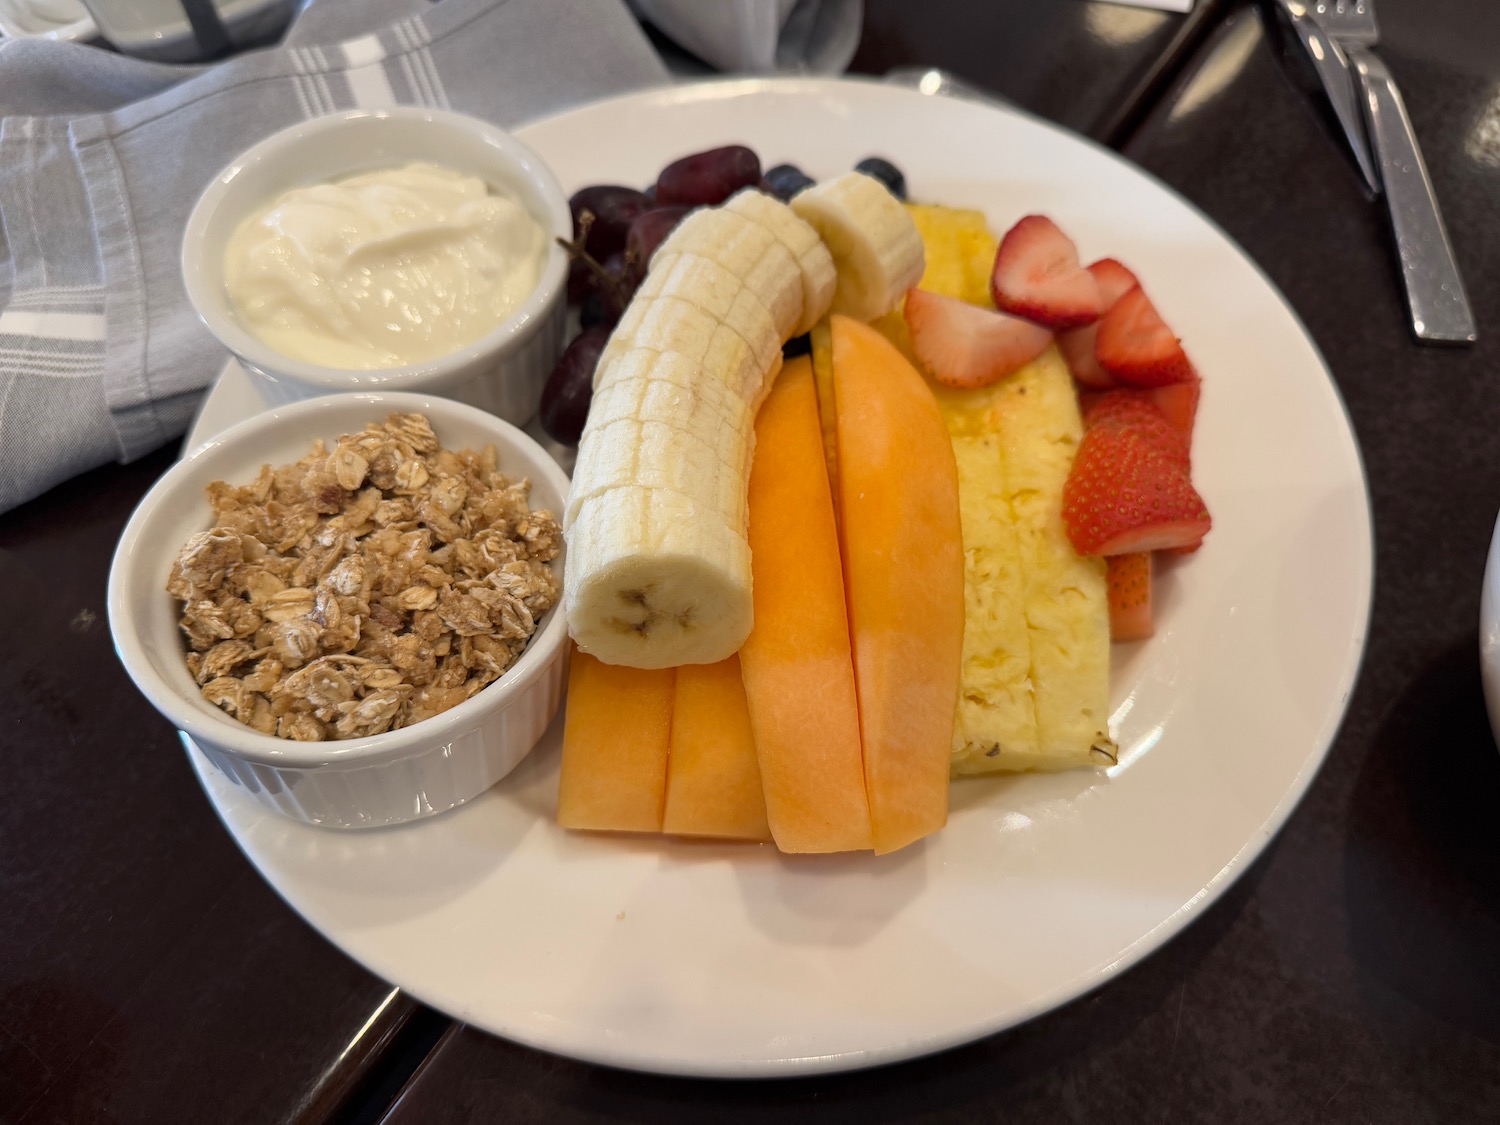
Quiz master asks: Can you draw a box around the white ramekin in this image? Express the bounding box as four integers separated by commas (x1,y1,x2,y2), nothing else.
108,392,571,829
181,107,570,425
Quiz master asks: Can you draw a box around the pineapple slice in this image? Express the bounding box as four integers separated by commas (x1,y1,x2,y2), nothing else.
906,203,997,307
989,351,1114,769
883,203,1114,774
937,352,1113,773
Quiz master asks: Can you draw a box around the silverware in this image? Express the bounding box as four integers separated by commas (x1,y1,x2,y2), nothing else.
1315,0,1476,344
1274,0,1378,193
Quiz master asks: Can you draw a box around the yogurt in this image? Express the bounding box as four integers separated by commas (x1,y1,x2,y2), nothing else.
224,162,547,370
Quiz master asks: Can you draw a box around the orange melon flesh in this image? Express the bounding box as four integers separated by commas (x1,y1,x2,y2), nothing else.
740,355,873,853
831,315,965,854
556,649,675,833
662,655,771,841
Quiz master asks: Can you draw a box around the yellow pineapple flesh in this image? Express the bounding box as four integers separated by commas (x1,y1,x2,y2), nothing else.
878,204,1114,774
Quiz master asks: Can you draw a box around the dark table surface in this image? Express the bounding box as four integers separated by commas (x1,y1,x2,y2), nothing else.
6,0,1500,1122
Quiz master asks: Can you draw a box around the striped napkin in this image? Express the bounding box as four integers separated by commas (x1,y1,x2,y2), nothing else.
0,0,669,514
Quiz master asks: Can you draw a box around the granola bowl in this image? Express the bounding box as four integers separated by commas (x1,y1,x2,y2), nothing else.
107,391,571,829
180,107,570,423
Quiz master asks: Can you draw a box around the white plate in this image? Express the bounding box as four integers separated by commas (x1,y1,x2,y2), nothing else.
182,77,1373,1078
1479,514,1500,747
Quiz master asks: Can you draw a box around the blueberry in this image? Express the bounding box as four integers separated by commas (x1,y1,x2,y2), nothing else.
765,163,815,201
855,156,906,200
782,333,812,359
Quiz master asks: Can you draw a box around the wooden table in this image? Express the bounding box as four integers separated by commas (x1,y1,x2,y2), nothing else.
7,1,1499,1120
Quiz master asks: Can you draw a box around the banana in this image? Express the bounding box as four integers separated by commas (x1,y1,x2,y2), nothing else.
566,182,905,668
567,348,755,530
650,249,803,344
565,484,754,670
789,171,925,322
724,188,837,335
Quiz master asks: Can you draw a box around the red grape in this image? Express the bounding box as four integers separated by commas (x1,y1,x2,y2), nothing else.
540,326,611,445
569,185,651,261
654,145,761,207
626,206,690,275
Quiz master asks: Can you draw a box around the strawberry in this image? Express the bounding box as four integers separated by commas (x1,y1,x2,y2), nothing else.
990,215,1103,330
1094,285,1195,387
1062,423,1211,555
1087,258,1140,306
1058,258,1140,388
1080,389,1190,471
1146,375,1200,441
904,286,1053,389
1107,552,1154,641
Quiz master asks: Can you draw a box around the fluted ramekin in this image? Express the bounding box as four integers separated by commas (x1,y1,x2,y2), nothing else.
108,391,571,829
181,107,570,424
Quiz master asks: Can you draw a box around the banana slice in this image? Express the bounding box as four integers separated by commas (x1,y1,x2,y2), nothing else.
567,416,750,531
651,248,802,343
568,352,754,531
724,188,837,335
565,484,754,670
636,250,745,323
789,171,924,322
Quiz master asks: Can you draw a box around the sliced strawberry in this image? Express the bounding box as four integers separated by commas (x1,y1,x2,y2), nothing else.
1107,552,1154,641
1146,375,1200,442
1080,389,1190,471
1088,258,1141,306
990,215,1103,330
904,287,1053,389
1095,285,1194,387
1057,328,1115,389
1062,424,1211,555
1057,258,1140,387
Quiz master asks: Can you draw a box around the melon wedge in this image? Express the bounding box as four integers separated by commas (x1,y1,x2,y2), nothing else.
831,315,965,854
662,655,772,841
556,649,675,833
740,355,872,853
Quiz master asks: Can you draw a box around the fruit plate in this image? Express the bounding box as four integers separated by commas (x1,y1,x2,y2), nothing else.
181,76,1373,1078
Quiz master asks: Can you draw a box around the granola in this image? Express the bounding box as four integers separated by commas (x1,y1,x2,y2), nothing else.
168,413,560,741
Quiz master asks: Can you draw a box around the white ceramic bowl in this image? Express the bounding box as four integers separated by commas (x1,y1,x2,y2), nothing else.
108,392,572,829
181,108,570,424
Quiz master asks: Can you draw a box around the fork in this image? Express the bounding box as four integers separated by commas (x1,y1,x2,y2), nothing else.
1314,0,1476,343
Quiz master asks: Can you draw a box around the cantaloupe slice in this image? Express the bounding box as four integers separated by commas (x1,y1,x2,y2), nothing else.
662,655,771,841
809,318,840,497
739,355,873,853
556,649,675,833
831,315,965,854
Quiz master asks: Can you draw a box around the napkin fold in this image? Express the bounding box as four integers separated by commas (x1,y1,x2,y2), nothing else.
0,0,670,514
629,0,862,75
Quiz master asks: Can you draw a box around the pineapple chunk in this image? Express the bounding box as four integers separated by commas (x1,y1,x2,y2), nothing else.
905,203,998,307
878,204,1114,773
989,352,1114,769
937,353,1113,773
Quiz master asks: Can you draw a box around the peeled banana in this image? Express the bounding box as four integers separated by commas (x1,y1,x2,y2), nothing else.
565,198,819,668
564,180,924,669
790,172,925,322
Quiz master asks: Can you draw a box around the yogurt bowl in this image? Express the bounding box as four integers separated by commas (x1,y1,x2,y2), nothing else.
107,391,572,829
182,108,570,424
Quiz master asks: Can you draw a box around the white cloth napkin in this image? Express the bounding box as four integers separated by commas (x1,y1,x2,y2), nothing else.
629,0,862,75
0,0,670,514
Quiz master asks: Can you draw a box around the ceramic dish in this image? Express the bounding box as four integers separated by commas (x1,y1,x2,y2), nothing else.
111,391,571,828
180,77,1373,1076
181,108,570,425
